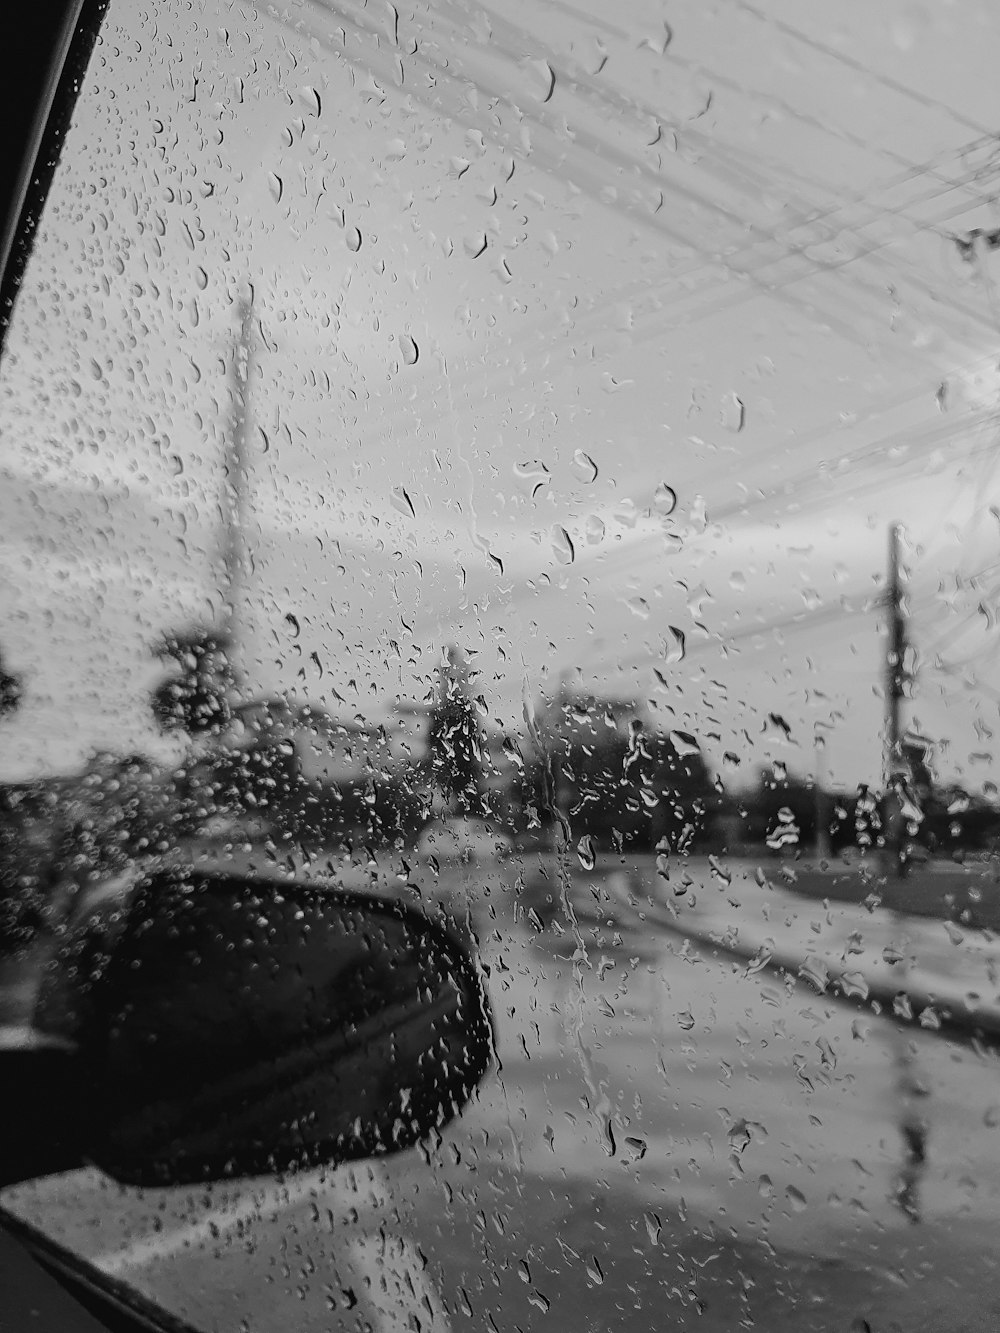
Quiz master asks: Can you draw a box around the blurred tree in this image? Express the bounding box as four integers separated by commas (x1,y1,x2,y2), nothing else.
0,648,28,948
647,731,715,852
0,647,22,719
427,645,486,816
533,689,715,851
150,627,235,737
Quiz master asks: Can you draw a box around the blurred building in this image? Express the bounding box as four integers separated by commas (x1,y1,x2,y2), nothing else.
230,697,375,786
537,685,649,745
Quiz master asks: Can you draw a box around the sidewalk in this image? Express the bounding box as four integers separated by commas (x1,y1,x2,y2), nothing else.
604,860,1000,1042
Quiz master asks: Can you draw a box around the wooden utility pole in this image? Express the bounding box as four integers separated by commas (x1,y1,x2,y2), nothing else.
884,521,908,879
814,730,831,861
552,668,572,854
883,520,927,1221
220,290,255,665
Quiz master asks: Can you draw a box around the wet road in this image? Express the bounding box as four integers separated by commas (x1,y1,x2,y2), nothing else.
6,855,1000,1331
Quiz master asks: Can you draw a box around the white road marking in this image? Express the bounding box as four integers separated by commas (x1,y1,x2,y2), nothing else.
92,1162,451,1333
94,1165,364,1274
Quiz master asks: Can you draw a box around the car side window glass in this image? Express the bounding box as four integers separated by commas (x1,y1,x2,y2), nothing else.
3,2,1000,1331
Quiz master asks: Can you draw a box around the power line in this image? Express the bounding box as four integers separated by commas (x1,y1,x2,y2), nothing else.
559,594,878,682
728,0,996,139
502,401,1000,597
280,0,1000,435
333,175,1000,473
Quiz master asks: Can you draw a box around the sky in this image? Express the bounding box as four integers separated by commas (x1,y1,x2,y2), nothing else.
3,0,1000,790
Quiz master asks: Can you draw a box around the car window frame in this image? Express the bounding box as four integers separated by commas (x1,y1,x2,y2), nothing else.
0,0,109,359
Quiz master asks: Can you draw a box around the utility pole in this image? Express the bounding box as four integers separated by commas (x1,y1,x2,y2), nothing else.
884,521,908,880
552,667,572,854
220,289,255,670
814,729,831,861
883,519,927,1222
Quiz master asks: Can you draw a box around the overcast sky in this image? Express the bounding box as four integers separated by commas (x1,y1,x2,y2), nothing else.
3,0,1000,790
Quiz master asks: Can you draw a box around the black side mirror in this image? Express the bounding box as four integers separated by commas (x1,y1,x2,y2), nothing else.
22,869,493,1187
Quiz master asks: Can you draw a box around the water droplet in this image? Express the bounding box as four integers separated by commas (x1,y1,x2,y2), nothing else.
655,839,670,880
503,736,524,769
268,172,283,202
669,731,700,759
641,20,673,55
464,231,488,258
643,1211,661,1245
676,1009,695,1031
523,58,556,103
298,85,321,116
839,971,869,1001
709,855,732,886
399,334,419,365
785,1185,808,1213
551,525,575,564
654,483,677,516
346,226,362,252
766,807,799,850
514,460,549,498
195,266,208,290
664,626,686,664
723,392,745,432
571,450,598,482
727,1119,752,1155
391,486,416,518
584,1255,604,1286
585,515,605,544
576,835,596,871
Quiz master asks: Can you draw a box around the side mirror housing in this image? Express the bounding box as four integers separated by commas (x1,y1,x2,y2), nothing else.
20,869,493,1186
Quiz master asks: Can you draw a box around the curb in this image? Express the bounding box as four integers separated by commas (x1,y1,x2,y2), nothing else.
606,877,1000,1048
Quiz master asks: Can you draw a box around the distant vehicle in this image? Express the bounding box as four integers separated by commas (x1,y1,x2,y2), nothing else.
416,817,513,865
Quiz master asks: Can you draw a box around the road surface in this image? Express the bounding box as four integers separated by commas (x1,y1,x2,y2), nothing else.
5,854,1000,1331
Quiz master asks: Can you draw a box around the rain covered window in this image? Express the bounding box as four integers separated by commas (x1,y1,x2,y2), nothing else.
3,2,1000,1330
